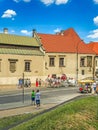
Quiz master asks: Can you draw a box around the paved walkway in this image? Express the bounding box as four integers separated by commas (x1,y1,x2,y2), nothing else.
0,103,57,118
0,85,96,119
0,92,81,118
0,86,83,118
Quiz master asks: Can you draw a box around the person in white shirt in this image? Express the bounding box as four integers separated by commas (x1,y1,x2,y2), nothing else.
35,89,41,108
91,82,96,94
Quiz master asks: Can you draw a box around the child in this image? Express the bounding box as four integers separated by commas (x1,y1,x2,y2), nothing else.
31,90,36,105
35,89,41,108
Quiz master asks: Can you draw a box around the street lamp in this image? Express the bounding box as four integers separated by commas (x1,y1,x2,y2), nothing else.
76,40,83,86
22,73,24,103
76,44,79,86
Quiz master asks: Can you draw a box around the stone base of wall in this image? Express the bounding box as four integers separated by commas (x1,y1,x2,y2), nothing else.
0,84,18,92
0,82,46,92
0,76,46,85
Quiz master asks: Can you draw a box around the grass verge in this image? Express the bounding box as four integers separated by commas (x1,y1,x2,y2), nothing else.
0,111,41,130
11,96,98,130
1,95,98,130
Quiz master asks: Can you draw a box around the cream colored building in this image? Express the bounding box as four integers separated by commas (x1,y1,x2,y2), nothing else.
42,52,95,81
0,28,45,86
0,28,96,88
34,28,96,81
87,42,98,79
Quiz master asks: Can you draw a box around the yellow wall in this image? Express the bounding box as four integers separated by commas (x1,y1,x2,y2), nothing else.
0,52,95,85
44,52,95,80
0,54,44,84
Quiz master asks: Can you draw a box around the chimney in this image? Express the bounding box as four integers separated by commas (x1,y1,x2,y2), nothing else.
56,32,60,35
32,29,36,37
60,30,64,36
3,28,8,34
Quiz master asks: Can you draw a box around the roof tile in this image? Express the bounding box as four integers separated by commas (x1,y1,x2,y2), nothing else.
38,28,95,54
87,42,98,55
0,33,40,47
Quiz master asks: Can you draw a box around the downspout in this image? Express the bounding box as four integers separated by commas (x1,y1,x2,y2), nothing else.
93,56,96,80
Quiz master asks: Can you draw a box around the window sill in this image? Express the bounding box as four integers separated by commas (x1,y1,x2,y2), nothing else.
24,70,31,72
59,66,65,67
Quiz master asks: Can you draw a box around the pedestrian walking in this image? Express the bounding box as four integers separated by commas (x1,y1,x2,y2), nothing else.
27,78,31,87
91,82,96,94
35,89,40,109
96,83,98,94
29,78,31,87
31,90,36,105
24,79,28,87
36,78,39,87
39,79,41,87
18,78,23,88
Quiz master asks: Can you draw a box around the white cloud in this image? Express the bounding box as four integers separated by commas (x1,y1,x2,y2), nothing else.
23,0,31,2
13,0,20,2
40,0,54,6
87,29,98,39
11,30,15,33
1,9,16,20
55,0,68,5
14,0,68,4
13,0,31,2
54,28,61,33
40,0,69,5
93,0,98,4
93,16,98,25
21,30,32,35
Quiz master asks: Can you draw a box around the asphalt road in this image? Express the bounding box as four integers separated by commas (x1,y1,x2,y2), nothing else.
0,87,79,104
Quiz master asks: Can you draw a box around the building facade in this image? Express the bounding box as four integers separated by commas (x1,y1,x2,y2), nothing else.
0,29,45,85
34,28,95,81
87,42,98,79
0,28,96,88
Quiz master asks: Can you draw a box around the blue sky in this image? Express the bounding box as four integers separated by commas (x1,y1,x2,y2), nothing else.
0,0,98,43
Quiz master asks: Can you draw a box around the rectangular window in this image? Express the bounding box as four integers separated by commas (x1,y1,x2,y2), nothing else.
96,60,98,67
96,60,97,66
87,56,92,67
49,57,55,66
59,58,64,67
0,61,1,72
95,69,98,76
10,62,16,73
80,57,85,67
8,59,18,73
25,61,31,72
81,70,85,75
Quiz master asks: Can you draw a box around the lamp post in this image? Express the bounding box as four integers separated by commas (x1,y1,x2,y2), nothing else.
76,40,83,86
22,73,24,103
76,41,79,86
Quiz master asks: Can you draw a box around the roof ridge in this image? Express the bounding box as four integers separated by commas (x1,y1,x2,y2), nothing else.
0,33,32,38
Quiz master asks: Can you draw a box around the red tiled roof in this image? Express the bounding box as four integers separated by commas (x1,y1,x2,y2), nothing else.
38,28,95,54
87,42,98,55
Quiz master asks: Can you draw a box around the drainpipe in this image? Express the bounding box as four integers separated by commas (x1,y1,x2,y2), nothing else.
76,40,83,85
92,56,96,80
93,56,96,80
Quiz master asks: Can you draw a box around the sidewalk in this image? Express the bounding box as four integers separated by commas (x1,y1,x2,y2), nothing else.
0,103,57,118
0,85,82,119
0,92,81,118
